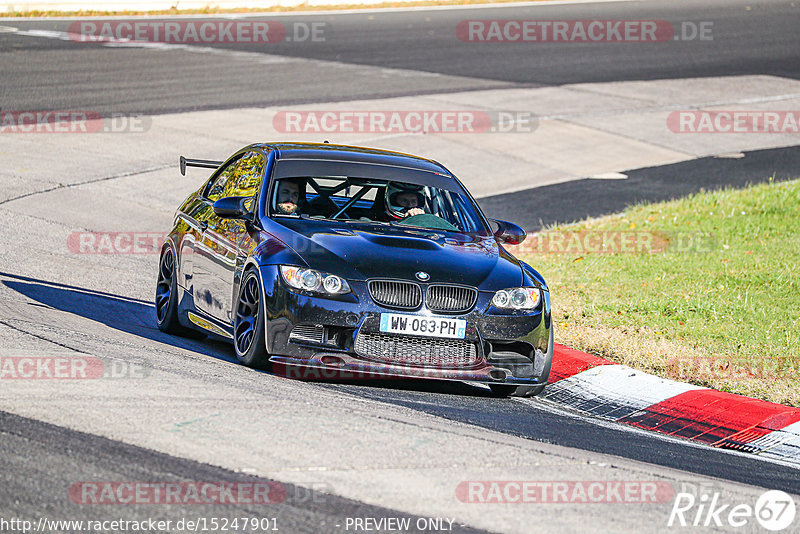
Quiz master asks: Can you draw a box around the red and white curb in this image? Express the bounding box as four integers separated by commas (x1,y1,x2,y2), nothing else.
543,344,800,466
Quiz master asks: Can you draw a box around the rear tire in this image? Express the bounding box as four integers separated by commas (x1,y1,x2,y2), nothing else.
156,247,205,339
489,327,554,398
234,270,271,370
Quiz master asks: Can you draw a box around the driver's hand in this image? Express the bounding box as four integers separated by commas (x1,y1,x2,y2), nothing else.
404,208,424,217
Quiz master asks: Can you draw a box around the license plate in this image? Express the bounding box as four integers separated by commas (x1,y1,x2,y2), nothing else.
379,313,466,339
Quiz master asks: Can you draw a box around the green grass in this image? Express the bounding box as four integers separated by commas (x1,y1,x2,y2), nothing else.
517,178,800,406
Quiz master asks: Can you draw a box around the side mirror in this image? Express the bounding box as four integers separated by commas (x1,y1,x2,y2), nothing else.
212,196,253,220
489,219,527,245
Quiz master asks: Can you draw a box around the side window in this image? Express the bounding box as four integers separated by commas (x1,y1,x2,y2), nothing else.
205,157,240,202
223,151,265,199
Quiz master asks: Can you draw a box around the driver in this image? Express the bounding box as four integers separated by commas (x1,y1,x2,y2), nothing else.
386,183,426,219
275,178,304,215
393,191,425,217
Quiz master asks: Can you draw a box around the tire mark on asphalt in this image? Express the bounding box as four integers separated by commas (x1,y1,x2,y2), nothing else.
0,318,89,354
0,164,172,206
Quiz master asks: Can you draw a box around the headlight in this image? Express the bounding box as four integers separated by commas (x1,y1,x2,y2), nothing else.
280,266,351,295
492,287,540,310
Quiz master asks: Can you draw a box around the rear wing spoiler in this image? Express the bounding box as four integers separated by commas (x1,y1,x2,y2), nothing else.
180,156,223,176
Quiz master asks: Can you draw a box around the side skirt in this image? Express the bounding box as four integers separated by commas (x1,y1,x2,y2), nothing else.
187,311,233,339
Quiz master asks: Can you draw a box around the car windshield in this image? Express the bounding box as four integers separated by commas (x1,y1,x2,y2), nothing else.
270,175,489,234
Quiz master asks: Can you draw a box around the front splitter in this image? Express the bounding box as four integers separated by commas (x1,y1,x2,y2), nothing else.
269,354,543,385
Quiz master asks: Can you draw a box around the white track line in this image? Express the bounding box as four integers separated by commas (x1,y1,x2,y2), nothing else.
0,26,456,79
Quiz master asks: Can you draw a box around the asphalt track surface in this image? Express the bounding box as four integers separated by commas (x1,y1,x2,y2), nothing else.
2,265,800,526
0,411,487,534
1,0,799,114
3,0,800,531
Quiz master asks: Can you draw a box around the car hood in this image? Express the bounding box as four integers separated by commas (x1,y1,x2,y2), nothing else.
269,220,523,289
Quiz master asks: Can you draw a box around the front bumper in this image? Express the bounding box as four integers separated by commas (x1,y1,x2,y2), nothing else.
259,265,552,385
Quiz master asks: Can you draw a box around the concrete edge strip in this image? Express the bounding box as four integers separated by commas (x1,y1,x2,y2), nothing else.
545,344,800,466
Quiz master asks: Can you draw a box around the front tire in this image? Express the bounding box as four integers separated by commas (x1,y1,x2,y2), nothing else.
234,270,270,369
156,247,205,339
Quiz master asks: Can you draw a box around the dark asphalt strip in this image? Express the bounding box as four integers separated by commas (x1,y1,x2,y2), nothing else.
9,0,800,84
2,0,798,114
0,410,489,534
477,144,800,231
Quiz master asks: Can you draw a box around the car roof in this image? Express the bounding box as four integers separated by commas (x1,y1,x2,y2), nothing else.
252,142,452,176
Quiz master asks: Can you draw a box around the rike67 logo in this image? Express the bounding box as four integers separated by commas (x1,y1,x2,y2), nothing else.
669,489,796,531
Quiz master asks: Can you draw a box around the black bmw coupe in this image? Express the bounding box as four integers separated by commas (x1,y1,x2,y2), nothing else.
156,142,552,396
